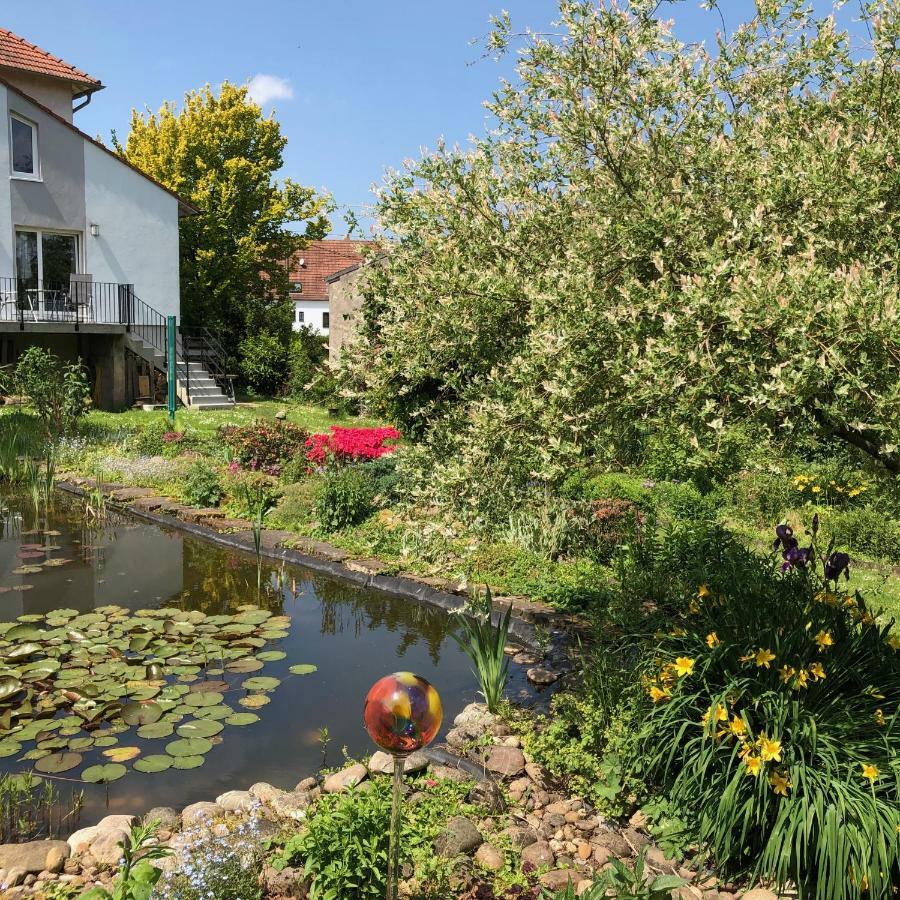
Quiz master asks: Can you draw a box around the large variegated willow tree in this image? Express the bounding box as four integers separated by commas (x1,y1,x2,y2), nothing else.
351,0,899,525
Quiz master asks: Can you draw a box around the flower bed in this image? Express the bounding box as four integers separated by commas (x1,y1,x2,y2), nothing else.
305,426,401,466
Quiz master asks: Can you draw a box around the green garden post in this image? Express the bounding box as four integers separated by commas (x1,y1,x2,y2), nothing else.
167,316,177,424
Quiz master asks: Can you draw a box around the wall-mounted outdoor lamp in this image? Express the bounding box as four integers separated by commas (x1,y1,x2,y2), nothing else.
90,223,100,237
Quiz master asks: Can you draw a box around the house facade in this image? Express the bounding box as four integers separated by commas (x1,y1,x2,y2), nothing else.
0,29,233,410
286,238,371,336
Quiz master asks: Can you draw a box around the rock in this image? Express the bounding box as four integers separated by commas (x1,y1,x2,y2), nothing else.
740,892,778,900
505,825,538,849
593,845,613,865
96,814,137,833
628,809,648,830
45,846,68,874
445,723,486,749
4,867,25,887
594,829,633,858
453,703,496,729
474,843,504,871
645,845,678,874
576,841,592,861
144,807,180,830
0,842,70,875
88,830,129,867
430,764,471,783
269,791,313,820
623,826,649,852
490,722,512,737
541,870,577,890
483,745,526,778
182,801,222,827
467,780,507,814
525,762,547,785
216,790,256,814
368,750,429,775
577,881,596,897
296,776,318,792
527,667,560,686
274,409,287,420
513,651,541,666
261,863,302,895
323,763,368,793
250,782,287,804
521,841,555,869
434,816,483,857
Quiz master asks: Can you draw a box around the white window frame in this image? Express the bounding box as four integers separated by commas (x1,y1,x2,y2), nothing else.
15,228,82,283
9,113,40,180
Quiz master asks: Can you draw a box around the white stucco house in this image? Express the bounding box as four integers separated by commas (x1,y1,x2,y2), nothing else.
0,28,232,409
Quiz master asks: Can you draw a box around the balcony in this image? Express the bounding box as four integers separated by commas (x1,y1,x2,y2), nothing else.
0,277,140,330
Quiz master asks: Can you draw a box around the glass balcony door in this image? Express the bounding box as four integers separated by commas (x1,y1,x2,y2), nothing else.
14,229,79,317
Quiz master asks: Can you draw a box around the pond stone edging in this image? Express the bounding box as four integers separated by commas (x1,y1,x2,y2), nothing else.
53,477,581,662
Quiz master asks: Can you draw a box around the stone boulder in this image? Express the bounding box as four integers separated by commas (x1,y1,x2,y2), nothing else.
434,817,483,857
249,782,287,805
474,843,504,871
144,807,180,830
323,763,368,794
482,745,526,778
269,790,313,820
467,780,507,814
215,790,256,814
521,841,555,869
181,801,222,828
0,841,70,875
368,750,429,775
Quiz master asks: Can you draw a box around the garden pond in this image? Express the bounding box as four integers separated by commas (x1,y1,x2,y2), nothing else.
0,493,534,833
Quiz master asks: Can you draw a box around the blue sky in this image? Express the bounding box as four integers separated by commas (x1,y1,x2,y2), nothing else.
6,1,865,235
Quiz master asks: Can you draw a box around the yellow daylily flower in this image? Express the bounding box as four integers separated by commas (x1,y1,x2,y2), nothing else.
814,630,833,651
758,733,783,763
778,665,796,684
672,657,695,678
811,485,822,494
697,584,713,599
886,634,900,651
706,632,720,648
754,648,776,668
808,662,826,681
648,685,671,704
745,755,762,777
874,709,885,727
729,715,747,738
769,771,791,796
794,669,810,689
670,627,686,638
861,763,880,785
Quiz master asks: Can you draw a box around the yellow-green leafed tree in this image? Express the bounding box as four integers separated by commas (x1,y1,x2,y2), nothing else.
115,82,331,361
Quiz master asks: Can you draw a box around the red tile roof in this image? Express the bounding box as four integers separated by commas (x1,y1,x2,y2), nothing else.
0,27,102,94
287,239,374,300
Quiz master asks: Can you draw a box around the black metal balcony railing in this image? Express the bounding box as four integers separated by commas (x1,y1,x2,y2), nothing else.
0,277,143,329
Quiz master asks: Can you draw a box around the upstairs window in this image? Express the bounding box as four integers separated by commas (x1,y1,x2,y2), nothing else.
291,281,302,292
296,309,304,323
322,311,330,329
10,114,38,178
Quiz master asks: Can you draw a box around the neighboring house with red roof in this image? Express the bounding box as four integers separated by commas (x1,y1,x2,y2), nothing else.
286,238,372,336
0,29,232,410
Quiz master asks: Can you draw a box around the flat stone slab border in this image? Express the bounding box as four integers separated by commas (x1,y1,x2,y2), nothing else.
53,478,582,657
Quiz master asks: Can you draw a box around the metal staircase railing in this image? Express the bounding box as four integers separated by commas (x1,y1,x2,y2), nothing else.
177,327,236,403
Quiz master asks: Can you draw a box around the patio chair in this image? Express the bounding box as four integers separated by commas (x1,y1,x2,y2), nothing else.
70,274,93,322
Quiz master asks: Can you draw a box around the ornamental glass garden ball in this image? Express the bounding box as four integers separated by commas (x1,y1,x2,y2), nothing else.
364,672,442,755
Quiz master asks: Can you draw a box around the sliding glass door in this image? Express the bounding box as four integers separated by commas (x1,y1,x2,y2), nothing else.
14,229,80,315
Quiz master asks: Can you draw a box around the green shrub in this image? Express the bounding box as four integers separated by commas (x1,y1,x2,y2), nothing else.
724,469,794,526
219,419,308,471
14,346,90,438
315,466,375,532
564,471,652,508
239,331,288,396
181,462,224,507
651,481,715,523
553,850,684,899
366,454,403,508
641,548,900,897
287,326,328,399
131,418,190,458
821,506,900,565
268,775,470,899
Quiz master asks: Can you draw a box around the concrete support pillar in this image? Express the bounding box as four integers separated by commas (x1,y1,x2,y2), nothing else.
91,333,127,411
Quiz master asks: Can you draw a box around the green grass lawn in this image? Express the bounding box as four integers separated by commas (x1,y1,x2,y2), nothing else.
83,399,380,438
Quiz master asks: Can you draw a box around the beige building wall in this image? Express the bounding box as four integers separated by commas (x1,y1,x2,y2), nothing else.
327,264,366,367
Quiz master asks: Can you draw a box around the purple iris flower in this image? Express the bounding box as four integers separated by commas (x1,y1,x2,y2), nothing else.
824,551,850,581
781,545,813,573
773,524,797,552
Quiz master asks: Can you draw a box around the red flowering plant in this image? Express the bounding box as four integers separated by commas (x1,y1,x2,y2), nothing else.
305,426,400,468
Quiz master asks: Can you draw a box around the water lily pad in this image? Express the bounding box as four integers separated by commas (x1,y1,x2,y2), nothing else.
256,651,286,662
176,719,223,739
0,741,22,758
121,701,163,726
184,691,223,708
288,664,318,676
6,643,42,660
81,763,127,783
241,677,280,692
133,754,173,773
137,721,174,739
189,680,228,693
225,658,263,674
172,754,204,770
225,713,259,726
238,695,270,709
165,737,213,757
12,566,43,575
67,737,95,751
42,559,71,567
103,746,140,762
93,735,118,747
34,751,82,774
193,704,233,721
0,675,23,700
